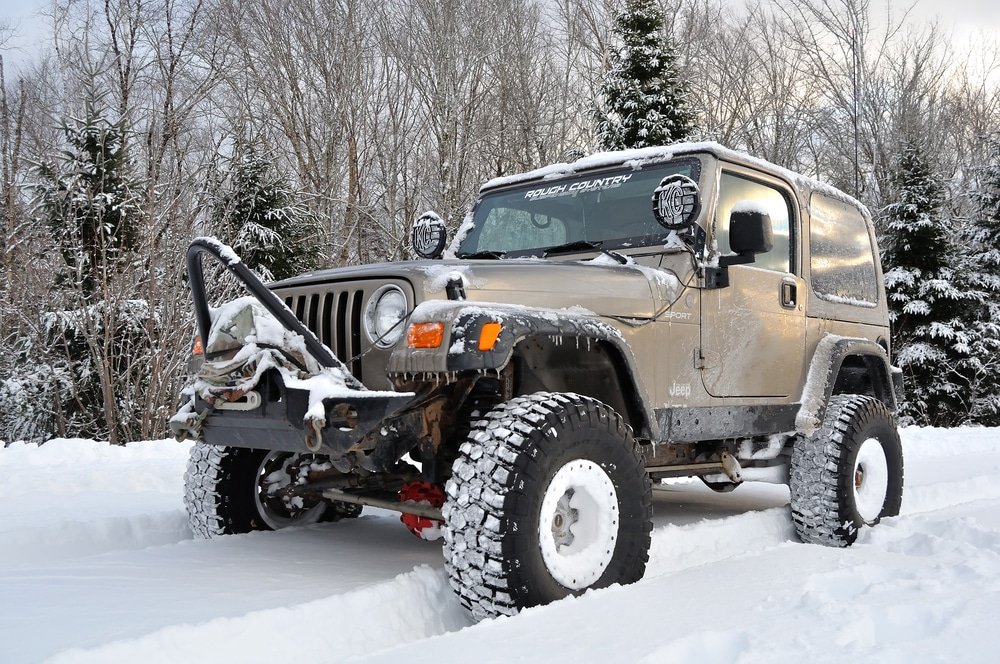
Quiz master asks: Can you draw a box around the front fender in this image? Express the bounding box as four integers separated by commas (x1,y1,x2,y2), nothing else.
389,301,628,372
388,300,657,435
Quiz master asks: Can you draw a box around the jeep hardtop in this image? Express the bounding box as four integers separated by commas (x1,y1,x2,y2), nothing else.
172,141,904,620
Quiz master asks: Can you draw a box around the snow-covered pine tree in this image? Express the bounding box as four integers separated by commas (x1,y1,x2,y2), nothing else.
211,143,322,282
12,94,154,444
31,97,141,299
957,133,1000,424
881,142,981,426
595,0,696,150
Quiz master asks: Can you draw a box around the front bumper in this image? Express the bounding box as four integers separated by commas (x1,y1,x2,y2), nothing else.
192,369,413,456
173,238,414,456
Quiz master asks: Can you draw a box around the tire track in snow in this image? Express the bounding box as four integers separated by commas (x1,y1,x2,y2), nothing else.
45,566,470,664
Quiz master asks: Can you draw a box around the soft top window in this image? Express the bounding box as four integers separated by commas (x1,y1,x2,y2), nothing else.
809,193,879,307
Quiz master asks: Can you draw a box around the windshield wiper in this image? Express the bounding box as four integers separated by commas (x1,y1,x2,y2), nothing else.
601,249,630,264
457,250,506,260
542,240,603,257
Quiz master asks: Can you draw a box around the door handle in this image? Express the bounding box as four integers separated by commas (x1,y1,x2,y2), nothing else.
781,281,797,308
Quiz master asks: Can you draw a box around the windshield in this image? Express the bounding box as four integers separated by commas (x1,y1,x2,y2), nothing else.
457,158,701,258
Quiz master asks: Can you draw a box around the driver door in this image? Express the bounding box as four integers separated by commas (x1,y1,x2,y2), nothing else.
699,168,805,398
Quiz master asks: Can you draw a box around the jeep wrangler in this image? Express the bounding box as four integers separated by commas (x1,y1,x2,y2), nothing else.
171,142,904,621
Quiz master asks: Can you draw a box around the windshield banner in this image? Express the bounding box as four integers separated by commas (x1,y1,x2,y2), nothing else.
523,174,633,201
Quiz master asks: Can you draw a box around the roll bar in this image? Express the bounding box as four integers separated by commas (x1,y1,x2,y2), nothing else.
185,237,355,380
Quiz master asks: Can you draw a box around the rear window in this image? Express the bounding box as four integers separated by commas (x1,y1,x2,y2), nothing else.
809,193,878,307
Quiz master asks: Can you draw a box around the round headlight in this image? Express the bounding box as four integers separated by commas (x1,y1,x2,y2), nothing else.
364,285,408,348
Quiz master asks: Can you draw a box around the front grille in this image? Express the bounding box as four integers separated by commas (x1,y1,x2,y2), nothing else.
284,288,367,381
277,279,413,388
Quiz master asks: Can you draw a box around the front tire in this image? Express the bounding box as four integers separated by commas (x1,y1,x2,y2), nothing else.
789,395,903,546
184,444,352,538
442,392,652,621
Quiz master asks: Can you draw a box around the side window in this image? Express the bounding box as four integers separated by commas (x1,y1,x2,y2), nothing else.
716,172,793,273
809,193,879,306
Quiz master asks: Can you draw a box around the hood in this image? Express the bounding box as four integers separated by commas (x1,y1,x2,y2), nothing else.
272,257,685,319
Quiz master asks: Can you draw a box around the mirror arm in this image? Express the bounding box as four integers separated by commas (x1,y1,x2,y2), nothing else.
701,251,759,290
718,253,757,268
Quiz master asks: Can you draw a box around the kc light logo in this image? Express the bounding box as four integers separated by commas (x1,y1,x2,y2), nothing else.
412,211,448,259
656,181,685,220
651,174,700,230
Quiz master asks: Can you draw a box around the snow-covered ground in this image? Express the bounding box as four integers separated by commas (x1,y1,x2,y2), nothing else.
1,427,998,663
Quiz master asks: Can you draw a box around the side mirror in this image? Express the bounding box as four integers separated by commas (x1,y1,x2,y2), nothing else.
412,211,448,259
651,174,700,230
720,207,772,267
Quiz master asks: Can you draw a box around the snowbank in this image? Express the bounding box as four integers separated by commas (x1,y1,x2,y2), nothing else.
0,428,997,663
0,438,192,566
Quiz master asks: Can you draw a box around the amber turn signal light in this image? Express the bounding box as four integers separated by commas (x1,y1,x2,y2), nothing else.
407,322,445,348
478,322,502,351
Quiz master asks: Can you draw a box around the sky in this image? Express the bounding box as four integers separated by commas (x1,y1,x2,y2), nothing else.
2,0,1000,72
1,0,47,72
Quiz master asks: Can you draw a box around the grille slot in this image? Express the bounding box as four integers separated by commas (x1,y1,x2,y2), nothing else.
350,292,364,377
335,292,349,365
321,293,334,348
306,294,320,338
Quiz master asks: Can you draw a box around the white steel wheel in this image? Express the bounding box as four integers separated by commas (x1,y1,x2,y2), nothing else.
538,459,620,590
853,438,889,523
790,394,904,547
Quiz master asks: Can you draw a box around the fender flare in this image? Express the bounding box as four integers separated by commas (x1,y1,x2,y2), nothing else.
796,334,899,436
389,301,658,437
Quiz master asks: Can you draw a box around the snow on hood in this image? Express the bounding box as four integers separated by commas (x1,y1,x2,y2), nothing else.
414,258,683,319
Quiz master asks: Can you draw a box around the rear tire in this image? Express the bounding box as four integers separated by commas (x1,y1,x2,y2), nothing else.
789,395,903,546
442,392,652,621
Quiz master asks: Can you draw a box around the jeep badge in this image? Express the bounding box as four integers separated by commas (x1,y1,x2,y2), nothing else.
652,174,700,230
412,211,448,259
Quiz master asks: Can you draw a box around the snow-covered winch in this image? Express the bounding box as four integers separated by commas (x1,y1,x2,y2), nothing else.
170,295,391,450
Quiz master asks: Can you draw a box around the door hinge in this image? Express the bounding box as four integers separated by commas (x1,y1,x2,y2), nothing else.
694,349,706,369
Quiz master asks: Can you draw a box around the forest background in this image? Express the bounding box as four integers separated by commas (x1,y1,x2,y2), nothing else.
2,0,999,444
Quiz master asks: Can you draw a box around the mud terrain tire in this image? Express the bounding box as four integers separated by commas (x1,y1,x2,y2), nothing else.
790,395,903,547
442,392,652,621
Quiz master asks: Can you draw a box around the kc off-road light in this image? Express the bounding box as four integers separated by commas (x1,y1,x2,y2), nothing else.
364,285,408,348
